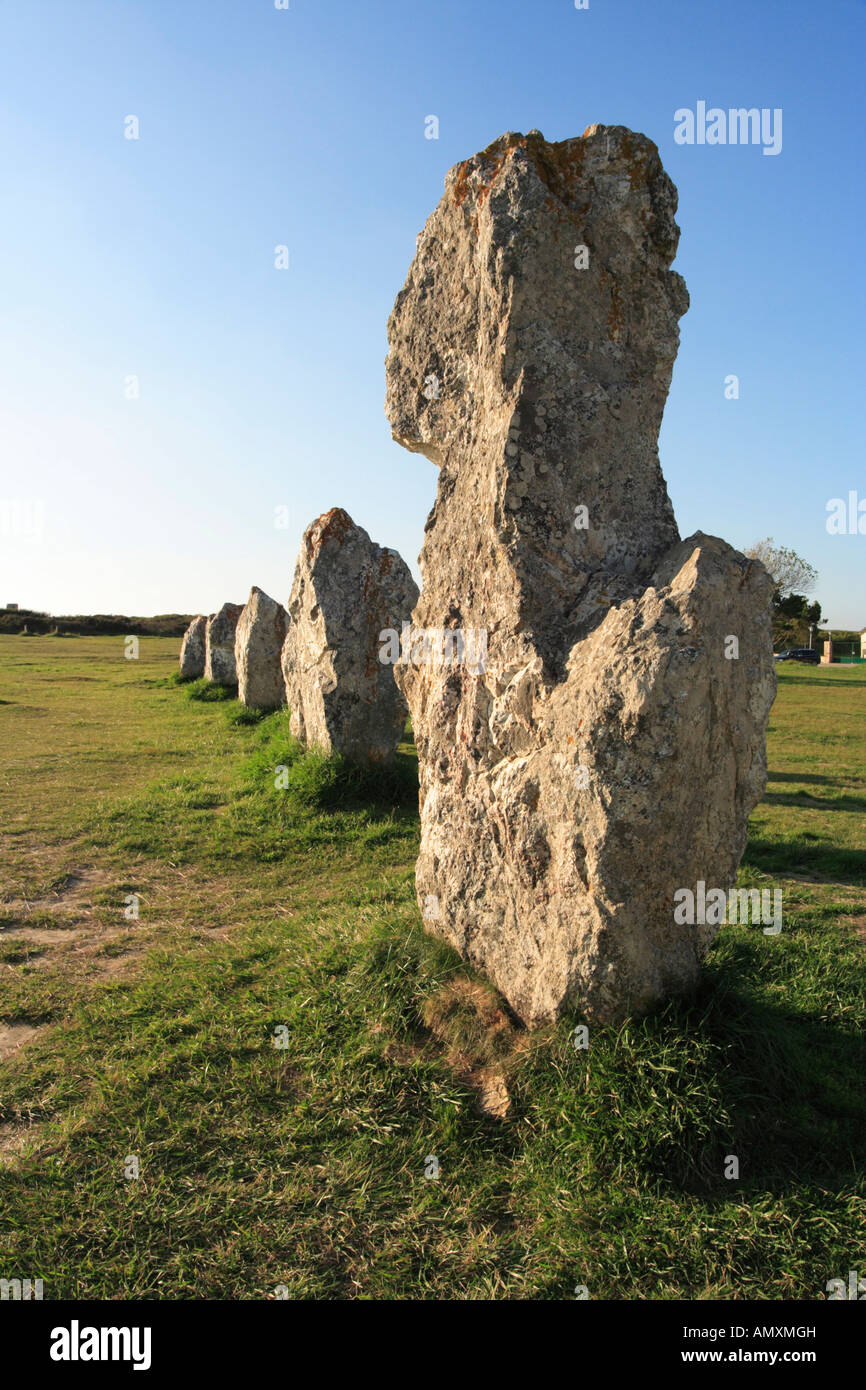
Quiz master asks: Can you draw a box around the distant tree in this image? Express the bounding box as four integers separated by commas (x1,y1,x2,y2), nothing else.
776,593,822,624
745,539,818,600
767,592,825,650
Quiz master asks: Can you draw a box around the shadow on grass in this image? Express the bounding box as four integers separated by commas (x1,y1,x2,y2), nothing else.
244,724,419,815
777,673,866,686
536,971,866,1205
762,791,866,813
768,771,859,788
743,835,866,886
696,971,864,1191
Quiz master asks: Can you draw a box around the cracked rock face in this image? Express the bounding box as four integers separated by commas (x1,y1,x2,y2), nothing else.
385,125,776,1026
204,603,244,686
280,508,419,764
179,615,207,679
235,587,289,710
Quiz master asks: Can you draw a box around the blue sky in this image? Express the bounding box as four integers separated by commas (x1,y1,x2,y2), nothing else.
1,0,863,626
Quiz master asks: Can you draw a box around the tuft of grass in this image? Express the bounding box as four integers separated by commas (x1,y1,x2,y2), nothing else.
242,717,417,812
227,706,269,728
284,745,418,811
186,677,237,702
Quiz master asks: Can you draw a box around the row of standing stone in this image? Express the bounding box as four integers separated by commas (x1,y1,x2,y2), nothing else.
178,507,418,766
178,126,776,1029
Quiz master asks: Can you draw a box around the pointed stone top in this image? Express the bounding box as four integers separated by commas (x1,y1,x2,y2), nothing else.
303,508,357,557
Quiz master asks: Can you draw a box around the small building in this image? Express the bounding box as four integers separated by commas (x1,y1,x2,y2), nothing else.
6,603,18,612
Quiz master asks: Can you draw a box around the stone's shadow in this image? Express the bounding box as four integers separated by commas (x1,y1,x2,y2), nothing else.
743,836,866,887
762,791,866,814
777,673,866,686
584,972,866,1200
699,973,865,1189
768,771,855,788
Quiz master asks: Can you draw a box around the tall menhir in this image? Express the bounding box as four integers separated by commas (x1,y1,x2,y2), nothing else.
386,125,776,1026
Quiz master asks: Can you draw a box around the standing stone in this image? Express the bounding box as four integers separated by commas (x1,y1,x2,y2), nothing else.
204,603,243,686
281,508,418,763
235,587,289,710
385,125,776,1026
179,615,207,679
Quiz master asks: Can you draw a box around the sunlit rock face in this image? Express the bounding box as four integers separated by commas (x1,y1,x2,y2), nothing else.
280,509,418,764
204,603,244,686
235,587,289,711
179,615,207,679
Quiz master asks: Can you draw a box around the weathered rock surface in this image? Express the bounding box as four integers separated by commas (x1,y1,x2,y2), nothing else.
204,603,243,686
235,587,289,710
179,615,207,679
281,509,418,763
385,125,776,1026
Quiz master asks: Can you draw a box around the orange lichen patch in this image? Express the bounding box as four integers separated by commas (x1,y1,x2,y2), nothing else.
475,148,517,210
453,132,594,217
306,507,354,556
452,137,525,210
608,288,625,340
530,136,588,203
451,132,621,256
600,266,625,341
616,127,658,190
453,128,660,226
451,159,473,207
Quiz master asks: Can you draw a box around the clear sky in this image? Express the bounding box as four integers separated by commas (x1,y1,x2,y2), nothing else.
1,0,863,627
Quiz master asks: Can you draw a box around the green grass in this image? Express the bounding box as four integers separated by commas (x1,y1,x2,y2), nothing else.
0,636,863,1299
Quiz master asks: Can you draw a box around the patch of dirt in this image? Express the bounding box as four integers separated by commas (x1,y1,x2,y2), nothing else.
5,927,82,944
422,977,522,1119
425,976,514,1042
0,1022,43,1059
379,988,517,1119
469,1067,511,1119
90,952,137,976
0,863,143,977
384,1039,426,1066
0,1119,43,1161
1,866,116,922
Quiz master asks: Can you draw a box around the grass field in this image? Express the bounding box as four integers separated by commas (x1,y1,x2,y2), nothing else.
0,634,863,1300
